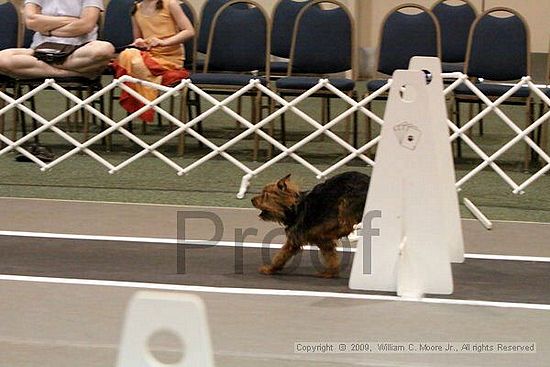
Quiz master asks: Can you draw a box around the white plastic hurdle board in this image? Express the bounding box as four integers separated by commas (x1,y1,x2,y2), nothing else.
117,291,215,367
349,57,465,298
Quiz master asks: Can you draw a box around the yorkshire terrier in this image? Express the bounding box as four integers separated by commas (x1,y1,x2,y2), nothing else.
251,171,370,278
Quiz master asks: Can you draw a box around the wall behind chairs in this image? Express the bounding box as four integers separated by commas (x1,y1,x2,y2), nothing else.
161,0,547,53
5,0,546,75
2,0,547,53
358,0,549,54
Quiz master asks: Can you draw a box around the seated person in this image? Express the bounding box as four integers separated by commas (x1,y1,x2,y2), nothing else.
0,0,114,79
111,0,195,122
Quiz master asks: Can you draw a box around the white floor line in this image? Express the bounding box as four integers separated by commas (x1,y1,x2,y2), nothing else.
2,196,549,226
1,274,549,311
0,196,255,212
1,230,550,263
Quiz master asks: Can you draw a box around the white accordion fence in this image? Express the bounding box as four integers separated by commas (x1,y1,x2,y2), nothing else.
0,65,548,200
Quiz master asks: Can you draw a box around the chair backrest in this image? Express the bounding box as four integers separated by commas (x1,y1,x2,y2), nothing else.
180,0,197,67
465,7,530,81
0,1,18,50
100,0,134,49
197,0,248,54
376,4,440,76
271,0,311,59
431,0,477,63
204,0,270,74
288,0,354,76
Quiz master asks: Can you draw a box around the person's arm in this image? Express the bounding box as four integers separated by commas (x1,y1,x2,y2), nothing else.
25,3,78,34
49,7,101,38
131,16,148,49
148,0,195,47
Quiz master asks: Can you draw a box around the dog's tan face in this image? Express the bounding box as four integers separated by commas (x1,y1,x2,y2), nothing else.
251,174,300,223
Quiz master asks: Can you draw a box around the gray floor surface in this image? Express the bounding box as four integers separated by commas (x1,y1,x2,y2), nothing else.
0,197,549,367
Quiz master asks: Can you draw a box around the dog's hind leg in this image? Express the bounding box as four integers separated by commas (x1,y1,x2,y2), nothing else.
259,242,300,275
317,242,340,278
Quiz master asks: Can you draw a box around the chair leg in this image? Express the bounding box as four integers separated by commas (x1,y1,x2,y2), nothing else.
455,99,462,159
195,91,204,148
168,95,175,131
141,116,147,135
365,99,373,156
343,107,350,148
106,88,115,151
467,102,474,140
127,113,133,134
252,93,259,162
78,90,85,132
478,102,484,136
268,96,275,159
326,96,331,126
157,100,165,127
30,95,39,144
65,97,74,132
95,89,108,149
280,96,286,146
236,96,242,128
351,92,358,148
178,87,189,157
187,93,194,122
0,94,5,149
540,101,548,157
83,89,91,143
320,97,327,141
12,84,20,142
523,97,534,170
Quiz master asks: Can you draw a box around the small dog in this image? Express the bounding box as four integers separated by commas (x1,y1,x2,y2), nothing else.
251,171,370,278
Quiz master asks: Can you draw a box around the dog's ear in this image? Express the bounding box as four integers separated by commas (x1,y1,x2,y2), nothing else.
277,174,291,191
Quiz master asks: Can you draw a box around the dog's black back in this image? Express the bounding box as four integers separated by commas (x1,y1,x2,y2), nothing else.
289,171,370,234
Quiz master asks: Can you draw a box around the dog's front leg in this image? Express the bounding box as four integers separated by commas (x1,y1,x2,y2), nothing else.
259,242,299,275
317,242,340,278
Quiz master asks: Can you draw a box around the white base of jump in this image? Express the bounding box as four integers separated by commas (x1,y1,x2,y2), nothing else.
116,291,215,367
349,57,465,298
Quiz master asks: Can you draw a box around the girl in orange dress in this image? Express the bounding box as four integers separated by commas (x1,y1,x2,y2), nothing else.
113,0,195,122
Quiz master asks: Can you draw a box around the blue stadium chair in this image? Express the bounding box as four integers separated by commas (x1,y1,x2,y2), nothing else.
431,0,477,73
99,0,134,139
0,1,18,52
452,8,532,165
194,0,248,73
160,0,198,135
270,0,312,77
365,4,440,145
180,0,197,72
274,0,356,146
101,0,134,53
368,4,440,90
180,0,270,159
185,0,250,147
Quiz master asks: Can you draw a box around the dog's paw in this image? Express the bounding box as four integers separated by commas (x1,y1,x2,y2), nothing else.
259,265,276,275
316,270,339,279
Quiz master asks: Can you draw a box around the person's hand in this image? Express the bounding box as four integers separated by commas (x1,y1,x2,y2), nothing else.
148,37,166,48
132,38,149,50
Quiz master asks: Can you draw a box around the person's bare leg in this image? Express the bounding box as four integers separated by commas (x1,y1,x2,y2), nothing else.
0,48,83,79
57,41,114,76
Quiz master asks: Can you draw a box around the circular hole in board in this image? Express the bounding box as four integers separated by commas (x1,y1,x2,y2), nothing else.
147,329,186,365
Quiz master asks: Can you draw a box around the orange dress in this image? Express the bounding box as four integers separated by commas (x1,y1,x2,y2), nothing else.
113,0,189,122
